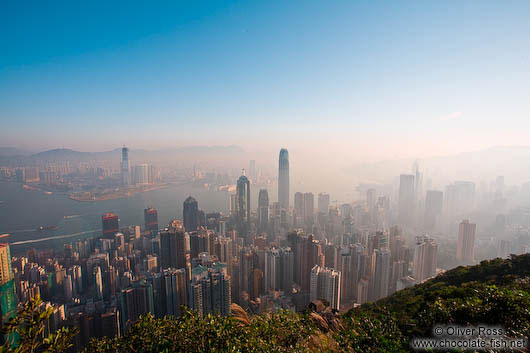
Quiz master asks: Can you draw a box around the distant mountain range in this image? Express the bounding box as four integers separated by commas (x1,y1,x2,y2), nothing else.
0,145,245,165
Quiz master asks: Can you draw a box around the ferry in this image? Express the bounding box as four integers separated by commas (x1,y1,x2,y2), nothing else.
37,225,59,231
64,215,81,219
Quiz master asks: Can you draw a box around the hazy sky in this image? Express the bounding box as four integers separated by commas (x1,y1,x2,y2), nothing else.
1,1,529,160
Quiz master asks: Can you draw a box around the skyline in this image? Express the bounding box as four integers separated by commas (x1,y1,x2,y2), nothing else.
2,1,530,159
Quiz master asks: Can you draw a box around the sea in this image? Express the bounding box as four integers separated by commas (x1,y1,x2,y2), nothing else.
0,181,231,255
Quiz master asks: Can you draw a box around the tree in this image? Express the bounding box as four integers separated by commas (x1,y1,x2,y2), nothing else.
0,295,78,353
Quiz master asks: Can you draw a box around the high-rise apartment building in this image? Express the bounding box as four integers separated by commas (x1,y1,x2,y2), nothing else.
413,235,438,283
317,193,330,214
159,222,188,270
398,174,415,227
189,264,231,317
278,149,290,210
310,265,341,310
258,189,269,232
370,248,391,301
457,219,476,263
424,190,443,230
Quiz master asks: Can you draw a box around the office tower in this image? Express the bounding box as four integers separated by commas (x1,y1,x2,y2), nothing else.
121,146,130,187
249,160,256,182
303,192,314,226
278,148,290,210
119,282,155,330
398,174,415,227
189,264,231,317
159,223,187,270
144,207,158,234
183,196,200,232
236,175,251,237
317,193,330,214
294,192,304,226
162,268,188,317
133,164,149,185
457,219,476,263
370,248,391,301
189,230,213,260
310,265,341,310
93,266,103,300
229,194,238,216
424,190,443,230
301,234,321,291
444,181,476,221
102,212,119,239
412,235,438,283
366,188,376,214
63,274,73,301
258,189,269,232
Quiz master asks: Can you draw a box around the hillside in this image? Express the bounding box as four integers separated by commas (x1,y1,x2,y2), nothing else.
2,254,530,352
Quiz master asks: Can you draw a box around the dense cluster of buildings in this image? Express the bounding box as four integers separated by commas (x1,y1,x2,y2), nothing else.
2,147,526,351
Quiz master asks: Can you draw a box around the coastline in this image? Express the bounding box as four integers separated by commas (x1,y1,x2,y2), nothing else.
69,183,170,202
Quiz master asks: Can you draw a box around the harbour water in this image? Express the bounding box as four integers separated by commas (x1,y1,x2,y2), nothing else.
0,181,230,254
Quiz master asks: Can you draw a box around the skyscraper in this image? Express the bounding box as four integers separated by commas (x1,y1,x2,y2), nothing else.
310,265,341,310
144,207,158,234
457,219,476,263
317,193,330,214
102,212,119,239
189,264,231,317
0,243,16,341
278,149,290,210
413,235,438,283
133,164,149,185
236,175,251,237
398,174,415,227
258,189,269,232
424,190,443,230
121,146,130,187
160,222,188,270
370,248,391,301
183,196,200,232
303,192,314,226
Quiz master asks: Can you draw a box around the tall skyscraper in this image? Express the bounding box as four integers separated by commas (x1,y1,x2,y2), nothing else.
133,164,149,185
161,268,188,317
444,181,476,221
183,196,200,232
310,265,341,310
457,219,476,263
303,192,314,226
102,212,119,239
413,235,438,283
160,222,188,270
236,175,251,237
144,207,158,234
370,248,391,301
398,174,415,227
278,149,290,210
317,193,330,214
424,190,443,230
121,146,130,187
258,189,269,232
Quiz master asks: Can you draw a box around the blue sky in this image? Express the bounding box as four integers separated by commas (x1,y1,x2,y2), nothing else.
1,1,529,159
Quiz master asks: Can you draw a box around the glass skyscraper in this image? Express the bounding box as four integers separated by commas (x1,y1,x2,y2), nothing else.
278,148,289,210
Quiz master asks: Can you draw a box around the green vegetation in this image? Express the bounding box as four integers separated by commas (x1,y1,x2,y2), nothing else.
2,254,530,352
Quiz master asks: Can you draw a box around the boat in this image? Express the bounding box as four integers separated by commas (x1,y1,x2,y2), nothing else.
64,215,81,219
37,225,59,231
44,191,52,195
